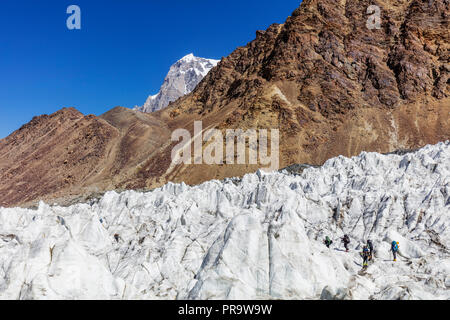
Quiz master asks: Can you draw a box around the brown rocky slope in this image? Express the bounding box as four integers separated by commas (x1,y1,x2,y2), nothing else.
0,0,449,207
0,107,171,207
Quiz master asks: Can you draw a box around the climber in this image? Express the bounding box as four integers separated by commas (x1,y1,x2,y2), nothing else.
341,234,350,252
57,216,66,226
114,233,120,243
367,239,374,260
360,245,370,268
391,240,399,261
324,236,333,248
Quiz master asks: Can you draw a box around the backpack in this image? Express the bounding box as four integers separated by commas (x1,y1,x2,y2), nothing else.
362,246,370,258
392,241,398,251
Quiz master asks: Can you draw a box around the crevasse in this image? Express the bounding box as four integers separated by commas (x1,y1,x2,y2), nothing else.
0,141,448,300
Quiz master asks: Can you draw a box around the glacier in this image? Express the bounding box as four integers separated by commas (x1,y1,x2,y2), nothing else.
0,141,448,300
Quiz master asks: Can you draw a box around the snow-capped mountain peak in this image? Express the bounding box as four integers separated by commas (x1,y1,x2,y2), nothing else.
135,54,219,113
180,53,195,62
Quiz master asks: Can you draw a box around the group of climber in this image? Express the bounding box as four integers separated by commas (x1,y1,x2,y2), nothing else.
323,234,400,268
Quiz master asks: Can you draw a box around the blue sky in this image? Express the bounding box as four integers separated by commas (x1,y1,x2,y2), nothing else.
0,0,302,138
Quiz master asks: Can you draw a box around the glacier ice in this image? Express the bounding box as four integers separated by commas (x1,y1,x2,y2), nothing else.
0,142,448,300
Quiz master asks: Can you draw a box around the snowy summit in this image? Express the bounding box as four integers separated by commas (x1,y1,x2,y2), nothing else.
134,54,219,113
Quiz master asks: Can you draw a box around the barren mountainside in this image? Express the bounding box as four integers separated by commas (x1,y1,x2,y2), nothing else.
140,0,450,192
0,0,449,207
0,107,171,207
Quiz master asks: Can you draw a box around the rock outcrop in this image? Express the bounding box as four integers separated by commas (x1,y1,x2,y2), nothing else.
0,0,448,207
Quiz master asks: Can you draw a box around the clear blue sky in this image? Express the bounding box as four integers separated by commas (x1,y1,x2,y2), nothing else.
0,0,302,138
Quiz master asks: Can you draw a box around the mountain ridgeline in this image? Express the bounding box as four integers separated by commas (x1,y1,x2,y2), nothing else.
0,0,449,207
134,54,219,113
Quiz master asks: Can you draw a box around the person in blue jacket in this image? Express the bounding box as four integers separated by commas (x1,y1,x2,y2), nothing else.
391,241,399,261
361,245,370,268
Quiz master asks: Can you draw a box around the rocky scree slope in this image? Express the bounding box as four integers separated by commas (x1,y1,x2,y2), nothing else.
0,0,448,207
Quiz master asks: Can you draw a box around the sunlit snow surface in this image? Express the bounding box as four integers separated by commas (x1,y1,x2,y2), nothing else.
0,142,449,300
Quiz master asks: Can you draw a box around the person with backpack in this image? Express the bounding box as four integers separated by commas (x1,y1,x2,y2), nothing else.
360,245,370,268
367,240,374,260
341,234,350,252
391,240,399,261
324,236,333,248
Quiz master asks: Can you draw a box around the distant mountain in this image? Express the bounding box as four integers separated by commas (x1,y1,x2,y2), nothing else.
135,54,219,113
0,107,171,207
0,0,448,208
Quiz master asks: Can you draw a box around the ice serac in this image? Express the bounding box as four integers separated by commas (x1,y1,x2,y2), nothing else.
0,142,449,300
135,54,219,113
